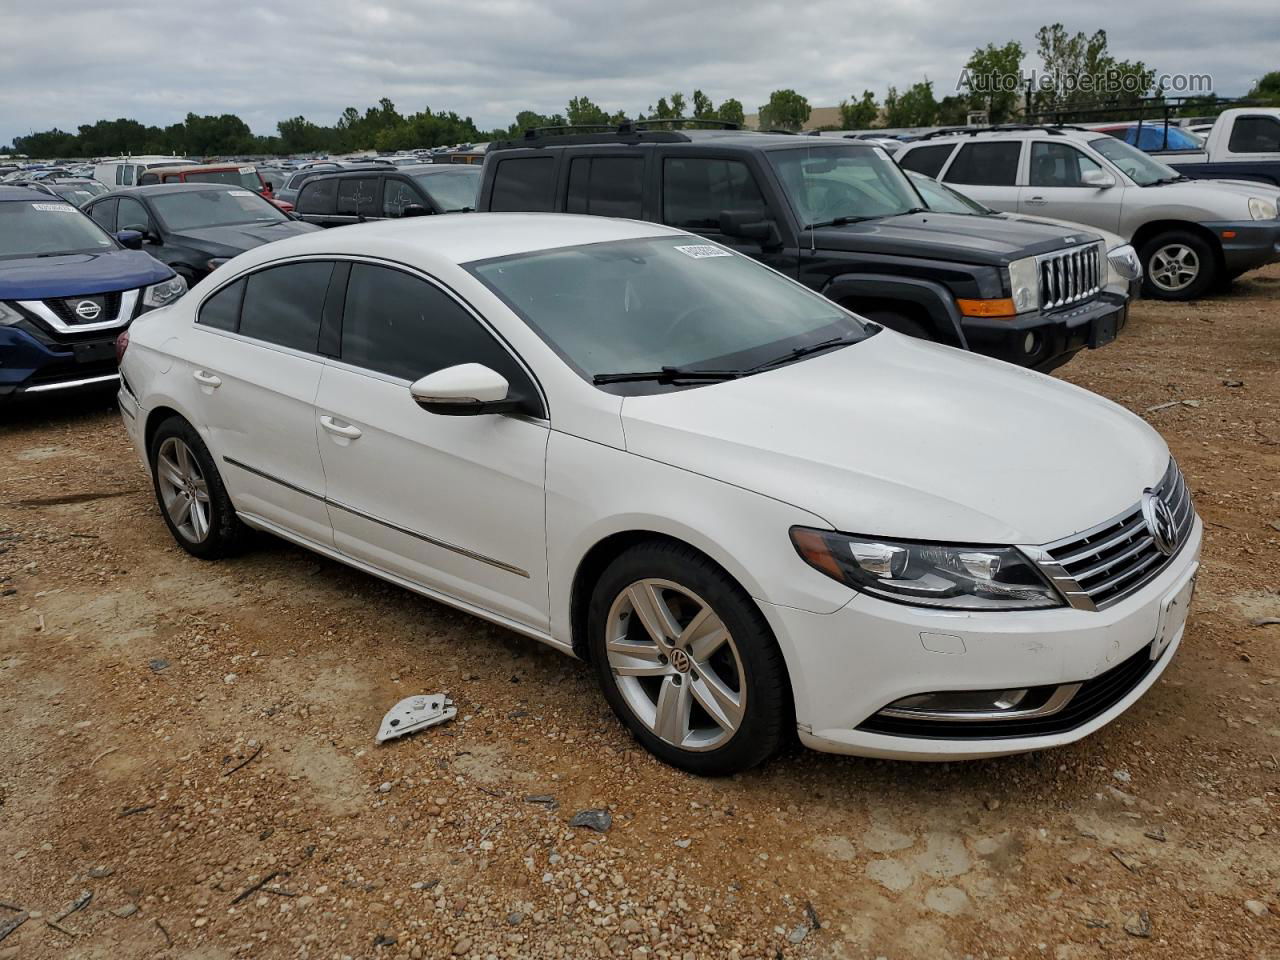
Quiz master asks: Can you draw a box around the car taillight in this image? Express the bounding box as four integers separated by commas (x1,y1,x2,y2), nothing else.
115,328,129,364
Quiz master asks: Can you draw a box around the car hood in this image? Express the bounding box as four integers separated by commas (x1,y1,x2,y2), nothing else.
997,213,1126,251
1153,178,1274,203
170,219,320,253
0,249,173,299
619,332,1169,545
811,211,1099,265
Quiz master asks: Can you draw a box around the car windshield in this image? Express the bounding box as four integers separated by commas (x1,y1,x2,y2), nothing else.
0,200,116,260
183,168,262,191
149,189,288,231
469,235,872,391
768,145,924,226
410,167,480,212
908,173,991,215
1089,136,1182,186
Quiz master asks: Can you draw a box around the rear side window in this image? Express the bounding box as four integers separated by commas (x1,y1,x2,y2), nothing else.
1228,115,1280,154
298,178,338,215
197,278,244,332
489,157,556,212
662,158,765,229
943,142,1022,186
139,172,160,185
339,263,540,412
238,262,333,352
336,178,379,216
566,157,644,218
897,144,954,178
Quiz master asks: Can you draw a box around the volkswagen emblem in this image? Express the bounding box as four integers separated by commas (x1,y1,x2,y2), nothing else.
669,649,692,674
1141,490,1178,557
74,300,102,320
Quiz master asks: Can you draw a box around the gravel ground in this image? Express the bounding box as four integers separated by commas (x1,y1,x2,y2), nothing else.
1,264,1278,960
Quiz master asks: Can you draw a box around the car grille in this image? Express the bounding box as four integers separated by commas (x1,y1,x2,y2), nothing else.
858,643,1162,740
1040,460,1194,611
1039,243,1103,310
45,291,124,326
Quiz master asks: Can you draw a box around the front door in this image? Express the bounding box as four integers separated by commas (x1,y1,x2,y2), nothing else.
1018,141,1124,234
314,261,550,632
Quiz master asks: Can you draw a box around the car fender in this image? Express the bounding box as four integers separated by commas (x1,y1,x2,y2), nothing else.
820,272,969,348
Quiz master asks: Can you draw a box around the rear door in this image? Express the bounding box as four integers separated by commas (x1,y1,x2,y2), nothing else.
182,261,336,545
1019,140,1124,234
940,140,1023,212
314,260,550,631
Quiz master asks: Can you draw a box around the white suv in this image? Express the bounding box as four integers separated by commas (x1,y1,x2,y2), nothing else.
116,213,1201,774
898,127,1280,300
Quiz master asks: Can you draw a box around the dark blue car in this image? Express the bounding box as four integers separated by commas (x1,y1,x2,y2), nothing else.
0,186,186,400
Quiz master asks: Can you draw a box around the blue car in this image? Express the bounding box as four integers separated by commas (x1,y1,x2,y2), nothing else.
0,186,186,400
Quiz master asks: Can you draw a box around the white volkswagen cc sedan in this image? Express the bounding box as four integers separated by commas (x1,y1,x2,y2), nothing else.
116,213,1201,775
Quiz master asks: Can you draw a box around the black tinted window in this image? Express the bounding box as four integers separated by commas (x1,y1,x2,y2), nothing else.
238,262,333,352
662,158,765,229
382,179,423,217
490,157,556,212
197,278,244,332
567,157,644,218
340,264,539,409
1029,142,1104,187
89,198,117,231
298,178,338,215
943,142,1022,186
336,178,379,216
898,144,954,178
1228,115,1280,154
117,197,151,231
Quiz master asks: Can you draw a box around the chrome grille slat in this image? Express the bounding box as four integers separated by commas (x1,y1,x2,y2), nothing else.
1081,550,1163,598
1055,511,1148,565
1072,535,1156,582
1036,243,1104,311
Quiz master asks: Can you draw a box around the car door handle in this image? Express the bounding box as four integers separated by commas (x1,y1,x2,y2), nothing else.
192,369,222,387
1025,196,1048,206
319,416,362,440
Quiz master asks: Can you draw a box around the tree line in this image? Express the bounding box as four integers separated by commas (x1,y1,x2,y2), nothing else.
8,23,1277,158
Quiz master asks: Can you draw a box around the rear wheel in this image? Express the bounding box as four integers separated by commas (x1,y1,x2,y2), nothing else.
149,416,247,559
588,540,790,775
1140,230,1217,301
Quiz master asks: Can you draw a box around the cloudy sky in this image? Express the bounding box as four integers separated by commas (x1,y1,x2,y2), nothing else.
1,0,1275,145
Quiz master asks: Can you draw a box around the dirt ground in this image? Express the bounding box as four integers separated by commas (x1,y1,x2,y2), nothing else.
2,264,1278,960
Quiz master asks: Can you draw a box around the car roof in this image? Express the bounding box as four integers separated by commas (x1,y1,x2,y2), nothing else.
100,182,253,199
0,185,72,204
491,129,861,153
145,163,256,175
222,213,680,273
903,128,1103,148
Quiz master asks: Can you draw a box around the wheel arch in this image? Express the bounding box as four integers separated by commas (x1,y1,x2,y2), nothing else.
823,273,969,348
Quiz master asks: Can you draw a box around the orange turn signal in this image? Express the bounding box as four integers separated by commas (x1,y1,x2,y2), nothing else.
956,297,1017,318
1221,230,1237,239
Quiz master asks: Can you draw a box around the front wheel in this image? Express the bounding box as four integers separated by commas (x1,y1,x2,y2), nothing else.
1140,231,1217,301
587,540,790,775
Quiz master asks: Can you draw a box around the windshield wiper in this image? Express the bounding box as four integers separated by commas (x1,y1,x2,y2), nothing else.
749,335,858,372
592,366,747,385
803,215,878,229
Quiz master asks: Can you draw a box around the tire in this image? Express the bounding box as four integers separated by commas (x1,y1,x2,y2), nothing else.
587,540,791,775
857,308,935,342
148,416,247,559
1139,230,1217,301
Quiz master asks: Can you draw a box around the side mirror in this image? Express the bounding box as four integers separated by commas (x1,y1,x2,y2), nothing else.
719,209,781,247
410,363,523,416
115,229,143,250
1082,170,1116,189
122,222,156,242
401,203,430,218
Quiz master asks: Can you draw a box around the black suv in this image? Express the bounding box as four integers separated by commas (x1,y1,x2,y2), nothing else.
477,123,1131,370
293,164,480,227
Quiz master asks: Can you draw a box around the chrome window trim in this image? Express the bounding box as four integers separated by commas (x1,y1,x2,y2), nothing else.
17,288,139,333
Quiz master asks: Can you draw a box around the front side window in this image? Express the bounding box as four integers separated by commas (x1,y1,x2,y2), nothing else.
0,200,116,260
410,167,480,212
238,262,333,352
336,178,379,216
88,198,118,231
489,157,556,212
469,236,871,391
897,144,955,178
662,157,765,229
116,197,152,232
1088,136,1181,186
1029,142,1105,187
567,157,644,218
382,180,426,217
338,263,540,411
1228,115,1280,154
942,141,1022,186
148,189,288,230
769,145,924,225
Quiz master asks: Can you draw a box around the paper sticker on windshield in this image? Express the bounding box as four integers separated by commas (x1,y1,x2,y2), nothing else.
228,190,255,197
674,244,732,259
31,202,75,212
239,166,255,174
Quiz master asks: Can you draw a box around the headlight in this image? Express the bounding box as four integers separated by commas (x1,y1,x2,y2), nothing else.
1249,197,1278,220
0,302,24,326
790,528,1063,610
1007,255,1040,313
1107,244,1142,281
141,275,187,309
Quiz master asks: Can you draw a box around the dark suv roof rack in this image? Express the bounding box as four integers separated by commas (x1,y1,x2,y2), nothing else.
491,118,742,151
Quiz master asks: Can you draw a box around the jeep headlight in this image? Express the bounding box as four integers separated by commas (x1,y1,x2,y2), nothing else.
141,275,187,309
1008,255,1040,313
790,528,1063,610
1249,197,1278,220
1107,244,1142,282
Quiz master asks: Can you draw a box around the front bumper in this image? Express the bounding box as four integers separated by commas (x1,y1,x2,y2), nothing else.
760,517,1201,760
1201,219,1280,275
0,326,119,400
960,292,1129,372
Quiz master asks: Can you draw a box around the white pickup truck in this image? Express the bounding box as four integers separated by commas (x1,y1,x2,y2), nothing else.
1149,108,1280,187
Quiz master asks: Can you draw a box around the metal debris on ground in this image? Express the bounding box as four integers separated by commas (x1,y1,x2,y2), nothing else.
377,694,456,743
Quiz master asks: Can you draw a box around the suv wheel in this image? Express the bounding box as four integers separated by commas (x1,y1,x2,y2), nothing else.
149,416,247,559
1140,231,1216,301
587,540,790,775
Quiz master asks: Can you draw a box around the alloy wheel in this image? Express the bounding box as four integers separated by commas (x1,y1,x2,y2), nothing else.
156,436,211,543
1149,243,1200,293
604,578,746,752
